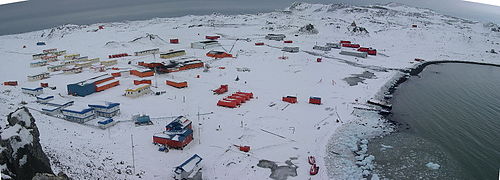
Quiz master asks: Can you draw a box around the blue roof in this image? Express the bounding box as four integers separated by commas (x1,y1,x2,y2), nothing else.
310,97,321,99
98,118,114,125
22,87,43,91
42,106,60,112
37,95,54,100
175,154,202,173
88,102,120,109
62,107,94,114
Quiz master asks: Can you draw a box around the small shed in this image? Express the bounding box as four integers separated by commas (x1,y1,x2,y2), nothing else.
36,42,46,46
62,105,95,123
88,102,120,118
173,154,203,180
22,87,43,96
133,114,152,125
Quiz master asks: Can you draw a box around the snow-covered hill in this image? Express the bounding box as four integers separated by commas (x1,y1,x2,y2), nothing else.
0,2,499,179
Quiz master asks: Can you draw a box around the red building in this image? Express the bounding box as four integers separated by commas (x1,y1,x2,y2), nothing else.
153,116,193,149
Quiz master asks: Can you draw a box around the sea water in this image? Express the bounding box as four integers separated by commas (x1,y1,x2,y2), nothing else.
368,63,500,179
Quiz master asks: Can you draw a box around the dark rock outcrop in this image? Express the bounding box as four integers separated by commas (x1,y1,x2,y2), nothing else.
0,107,53,180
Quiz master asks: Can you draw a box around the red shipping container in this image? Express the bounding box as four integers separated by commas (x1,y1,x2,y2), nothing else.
40,83,49,87
340,40,351,44
342,43,352,47
206,35,220,40
134,79,152,85
228,95,246,103
170,39,179,44
284,40,293,43
235,92,253,98
282,96,297,103
309,97,321,105
224,98,242,105
217,100,238,108
368,49,377,55
3,81,18,86
255,42,264,46
350,44,360,48
111,72,121,77
239,146,250,152
358,47,369,52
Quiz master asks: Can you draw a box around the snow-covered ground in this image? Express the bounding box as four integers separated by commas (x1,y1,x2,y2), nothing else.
0,2,499,179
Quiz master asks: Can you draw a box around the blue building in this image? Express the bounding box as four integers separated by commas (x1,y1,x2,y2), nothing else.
41,106,61,116
61,105,95,123
67,82,96,97
88,102,120,117
45,99,74,108
36,95,54,103
174,154,203,180
97,118,117,129
21,87,43,96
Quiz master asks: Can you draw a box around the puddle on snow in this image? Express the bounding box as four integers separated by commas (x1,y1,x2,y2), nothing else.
343,71,376,86
257,159,298,180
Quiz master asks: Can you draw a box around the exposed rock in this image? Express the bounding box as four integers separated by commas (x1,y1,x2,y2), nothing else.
298,24,318,34
347,21,369,35
0,107,53,180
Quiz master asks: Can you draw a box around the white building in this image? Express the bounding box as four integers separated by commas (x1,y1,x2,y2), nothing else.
125,84,151,97
41,106,61,116
190,40,220,49
134,48,160,56
326,43,341,49
88,102,120,117
27,72,50,81
265,34,286,41
174,154,203,180
313,45,332,51
21,87,43,96
47,65,66,72
45,99,74,108
36,95,54,103
30,60,48,67
282,47,300,53
339,50,368,58
62,105,96,123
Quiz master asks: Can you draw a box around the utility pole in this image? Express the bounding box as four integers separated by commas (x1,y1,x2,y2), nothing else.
131,134,136,174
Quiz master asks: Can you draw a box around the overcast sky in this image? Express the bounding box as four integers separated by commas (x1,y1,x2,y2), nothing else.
0,0,499,35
